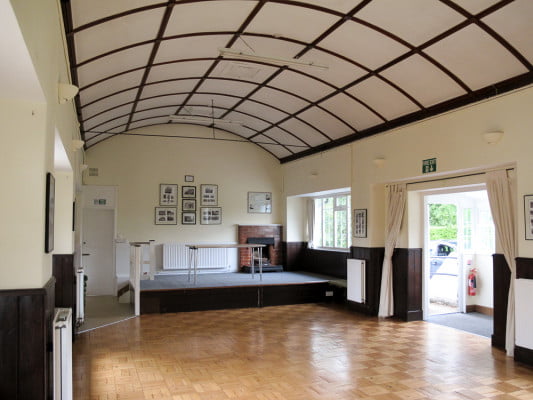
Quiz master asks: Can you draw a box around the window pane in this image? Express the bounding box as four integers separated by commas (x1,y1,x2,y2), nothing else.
314,199,323,247
336,196,347,207
323,198,334,247
335,210,347,248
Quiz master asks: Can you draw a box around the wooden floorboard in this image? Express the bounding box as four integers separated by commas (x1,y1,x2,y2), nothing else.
73,303,533,400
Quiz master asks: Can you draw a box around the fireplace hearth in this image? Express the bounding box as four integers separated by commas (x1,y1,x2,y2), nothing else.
238,225,283,273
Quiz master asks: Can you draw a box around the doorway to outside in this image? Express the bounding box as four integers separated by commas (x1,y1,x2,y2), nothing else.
424,189,494,337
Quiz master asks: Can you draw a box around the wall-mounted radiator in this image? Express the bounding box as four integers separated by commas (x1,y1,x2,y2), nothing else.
163,243,229,270
347,259,366,303
53,308,72,400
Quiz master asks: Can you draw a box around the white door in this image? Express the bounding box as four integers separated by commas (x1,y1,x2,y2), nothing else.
82,208,115,295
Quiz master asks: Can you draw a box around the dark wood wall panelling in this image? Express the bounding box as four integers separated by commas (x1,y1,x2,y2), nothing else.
302,248,350,279
282,241,307,271
52,254,76,342
0,277,55,400
392,248,423,322
492,254,511,350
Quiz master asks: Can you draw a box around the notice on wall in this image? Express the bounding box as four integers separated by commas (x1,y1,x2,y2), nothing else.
422,158,437,174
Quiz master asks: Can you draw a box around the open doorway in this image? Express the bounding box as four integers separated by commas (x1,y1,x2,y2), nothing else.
424,189,495,337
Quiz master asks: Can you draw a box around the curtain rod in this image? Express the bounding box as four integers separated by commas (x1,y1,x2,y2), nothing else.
403,167,515,187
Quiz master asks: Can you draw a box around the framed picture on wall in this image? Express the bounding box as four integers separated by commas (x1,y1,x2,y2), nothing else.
182,212,196,225
155,207,177,225
200,207,222,225
200,184,218,206
45,172,55,253
247,192,272,213
182,199,196,211
160,184,178,206
353,209,367,238
524,194,533,240
182,185,196,198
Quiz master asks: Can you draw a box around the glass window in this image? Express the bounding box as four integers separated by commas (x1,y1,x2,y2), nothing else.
313,193,351,250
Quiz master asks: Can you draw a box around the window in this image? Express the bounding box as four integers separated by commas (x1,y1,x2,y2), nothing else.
313,193,351,249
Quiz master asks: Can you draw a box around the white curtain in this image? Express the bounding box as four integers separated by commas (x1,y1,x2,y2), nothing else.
378,183,407,317
486,169,517,357
307,198,315,249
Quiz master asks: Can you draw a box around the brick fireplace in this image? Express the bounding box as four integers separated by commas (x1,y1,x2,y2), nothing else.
238,225,282,271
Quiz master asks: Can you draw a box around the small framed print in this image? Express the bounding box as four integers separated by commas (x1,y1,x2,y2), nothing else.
185,175,194,182
155,207,177,225
353,209,367,238
201,184,218,206
160,184,178,206
182,199,196,211
45,172,55,253
248,192,272,214
200,207,222,225
524,195,533,240
182,185,196,198
182,212,196,225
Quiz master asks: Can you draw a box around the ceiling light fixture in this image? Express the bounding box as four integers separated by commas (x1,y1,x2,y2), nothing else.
58,82,79,104
219,48,328,70
168,115,243,126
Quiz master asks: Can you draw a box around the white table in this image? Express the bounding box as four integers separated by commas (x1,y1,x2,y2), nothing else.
186,244,266,284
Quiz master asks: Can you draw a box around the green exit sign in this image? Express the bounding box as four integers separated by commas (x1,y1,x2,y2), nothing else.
422,158,437,174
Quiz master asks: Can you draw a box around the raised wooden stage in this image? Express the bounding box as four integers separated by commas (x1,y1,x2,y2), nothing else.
139,271,345,314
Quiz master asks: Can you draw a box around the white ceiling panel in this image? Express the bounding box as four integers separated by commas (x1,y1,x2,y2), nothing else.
187,94,241,111
382,55,467,107
229,35,305,60
298,108,353,140
357,0,464,46
129,117,170,132
82,89,138,119
298,0,358,13
453,0,501,15
133,107,177,122
235,100,288,124
270,70,334,102
279,118,330,147
348,76,420,121
177,104,225,119
211,60,278,84
320,20,409,70
297,49,368,87
222,125,257,139
80,70,144,107
321,93,384,131
263,127,309,148
253,134,278,145
256,143,292,159
246,3,339,43
136,94,188,112
251,87,309,114
198,79,256,97
225,111,272,132
141,79,200,98
84,104,133,131
77,44,152,88
165,1,259,36
155,36,230,63
71,0,162,28
74,8,164,63
89,116,130,134
483,0,533,65
147,60,212,83
425,25,528,90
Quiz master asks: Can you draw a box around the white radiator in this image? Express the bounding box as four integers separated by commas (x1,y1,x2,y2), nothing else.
163,243,229,270
53,308,72,400
347,259,366,303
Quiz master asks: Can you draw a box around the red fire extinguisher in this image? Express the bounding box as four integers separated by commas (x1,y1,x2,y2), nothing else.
468,268,477,296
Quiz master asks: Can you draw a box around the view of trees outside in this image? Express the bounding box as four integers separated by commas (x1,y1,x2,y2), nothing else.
314,194,351,249
429,203,457,240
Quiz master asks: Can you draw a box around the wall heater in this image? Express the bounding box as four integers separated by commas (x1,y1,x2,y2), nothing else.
347,259,366,303
76,267,84,324
53,308,72,400
163,243,229,270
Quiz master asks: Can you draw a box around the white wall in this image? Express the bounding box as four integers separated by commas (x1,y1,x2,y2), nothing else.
54,171,74,254
84,124,282,244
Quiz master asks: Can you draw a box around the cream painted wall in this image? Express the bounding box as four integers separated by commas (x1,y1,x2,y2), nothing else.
84,124,282,243
286,197,307,242
54,171,74,254
0,0,82,289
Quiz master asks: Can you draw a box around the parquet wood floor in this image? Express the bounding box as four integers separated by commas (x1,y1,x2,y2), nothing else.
73,304,533,400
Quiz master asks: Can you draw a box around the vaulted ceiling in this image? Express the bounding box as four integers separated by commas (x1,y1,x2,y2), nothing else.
61,0,533,163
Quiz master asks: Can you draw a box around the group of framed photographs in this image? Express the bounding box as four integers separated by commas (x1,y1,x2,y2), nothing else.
155,179,221,225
